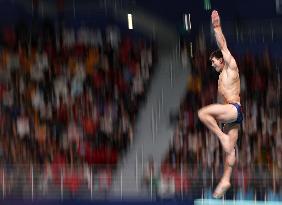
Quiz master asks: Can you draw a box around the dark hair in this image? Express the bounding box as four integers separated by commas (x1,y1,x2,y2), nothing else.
209,49,223,60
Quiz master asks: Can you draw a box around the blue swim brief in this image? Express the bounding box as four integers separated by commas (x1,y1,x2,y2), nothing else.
229,102,243,124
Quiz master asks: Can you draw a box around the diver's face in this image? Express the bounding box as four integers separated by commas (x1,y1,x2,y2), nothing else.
211,57,223,72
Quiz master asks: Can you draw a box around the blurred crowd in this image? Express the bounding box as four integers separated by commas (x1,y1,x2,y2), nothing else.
156,26,282,199
0,23,155,194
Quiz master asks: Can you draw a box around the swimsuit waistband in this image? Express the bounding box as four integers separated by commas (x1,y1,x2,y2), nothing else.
228,102,241,106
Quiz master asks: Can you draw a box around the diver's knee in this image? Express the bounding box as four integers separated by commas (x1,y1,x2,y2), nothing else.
225,146,235,155
198,109,206,121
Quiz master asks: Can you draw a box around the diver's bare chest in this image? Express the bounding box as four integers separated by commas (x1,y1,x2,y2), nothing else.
218,72,228,87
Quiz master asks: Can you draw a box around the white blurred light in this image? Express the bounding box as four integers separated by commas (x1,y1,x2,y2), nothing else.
184,14,188,30
184,13,191,31
128,14,133,29
188,13,191,30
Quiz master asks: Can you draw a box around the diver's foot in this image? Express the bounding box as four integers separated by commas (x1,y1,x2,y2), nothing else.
213,180,231,199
